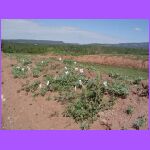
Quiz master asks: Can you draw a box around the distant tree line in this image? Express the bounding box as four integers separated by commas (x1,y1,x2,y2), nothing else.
1,41,148,56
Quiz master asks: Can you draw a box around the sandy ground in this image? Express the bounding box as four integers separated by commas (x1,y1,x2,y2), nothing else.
1,53,149,130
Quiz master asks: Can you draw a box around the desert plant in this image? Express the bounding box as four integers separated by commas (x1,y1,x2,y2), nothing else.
108,71,121,79
64,78,103,123
108,82,129,98
12,66,28,78
125,105,134,115
132,77,143,85
24,80,41,92
133,116,146,130
40,87,48,96
32,67,41,78
56,91,76,104
80,121,90,130
19,58,32,66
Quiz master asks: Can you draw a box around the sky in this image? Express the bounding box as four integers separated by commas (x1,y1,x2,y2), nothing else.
1,19,149,44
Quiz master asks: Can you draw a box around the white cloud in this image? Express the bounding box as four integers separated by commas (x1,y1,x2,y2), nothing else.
1,19,121,44
134,27,141,31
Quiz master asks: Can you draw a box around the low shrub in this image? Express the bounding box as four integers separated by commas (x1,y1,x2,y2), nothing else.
133,116,146,130
125,105,134,115
108,82,129,98
12,66,28,78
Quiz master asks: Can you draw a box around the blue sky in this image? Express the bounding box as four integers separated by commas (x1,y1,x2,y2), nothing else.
2,19,149,44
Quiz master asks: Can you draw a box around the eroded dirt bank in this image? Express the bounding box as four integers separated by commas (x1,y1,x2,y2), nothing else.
42,54,148,69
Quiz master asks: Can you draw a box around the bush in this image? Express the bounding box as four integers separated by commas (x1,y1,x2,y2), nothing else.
40,87,48,96
108,82,129,98
55,91,76,104
64,77,117,129
19,58,32,66
108,72,121,79
32,67,41,78
24,81,41,92
125,106,134,115
132,77,143,85
45,71,88,91
12,66,28,78
133,116,146,130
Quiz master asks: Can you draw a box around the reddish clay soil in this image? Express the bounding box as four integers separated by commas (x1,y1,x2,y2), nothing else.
1,53,149,130
42,53,148,69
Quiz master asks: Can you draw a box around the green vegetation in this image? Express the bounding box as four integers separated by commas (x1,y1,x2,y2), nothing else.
64,77,116,129
40,87,48,96
45,71,88,91
108,71,121,79
132,77,143,85
18,57,32,66
32,60,50,78
4,40,148,130
12,66,28,78
79,62,148,79
23,80,41,92
133,116,146,130
107,82,129,98
32,67,41,78
2,41,148,57
125,106,134,115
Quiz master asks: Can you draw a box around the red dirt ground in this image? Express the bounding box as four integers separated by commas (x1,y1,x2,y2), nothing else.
42,53,148,69
1,53,149,130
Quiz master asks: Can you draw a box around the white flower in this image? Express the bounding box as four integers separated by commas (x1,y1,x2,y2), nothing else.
16,66,20,69
1,94,6,102
75,67,78,71
79,68,84,73
47,81,50,86
59,57,62,61
39,84,42,88
22,68,25,71
74,86,77,91
103,81,107,87
79,80,82,85
65,66,67,70
65,71,69,75
22,59,24,62
41,61,44,63
27,66,30,70
74,61,77,64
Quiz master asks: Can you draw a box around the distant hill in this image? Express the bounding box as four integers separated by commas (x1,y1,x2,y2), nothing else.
89,42,149,49
3,39,64,45
2,39,149,49
106,42,149,49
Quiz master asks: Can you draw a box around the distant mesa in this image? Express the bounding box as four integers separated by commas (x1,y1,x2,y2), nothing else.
2,39,149,49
